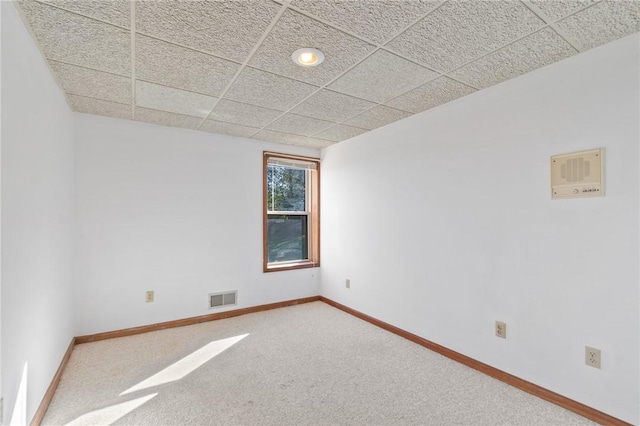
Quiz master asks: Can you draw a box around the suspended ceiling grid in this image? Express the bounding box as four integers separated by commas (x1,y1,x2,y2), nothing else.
15,0,640,149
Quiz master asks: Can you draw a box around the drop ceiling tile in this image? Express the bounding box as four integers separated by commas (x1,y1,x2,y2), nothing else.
68,95,131,120
134,107,202,130
200,120,260,139
386,77,476,114
313,124,368,142
225,67,318,112
50,61,131,104
253,130,310,146
298,138,336,149
136,81,217,118
136,35,240,98
209,99,283,128
38,0,131,28
248,9,376,86
450,28,577,89
387,1,545,72
267,113,334,137
18,0,130,75
343,105,412,130
136,0,280,62
528,0,597,22
328,50,438,103
292,0,440,44
291,89,376,123
556,0,640,51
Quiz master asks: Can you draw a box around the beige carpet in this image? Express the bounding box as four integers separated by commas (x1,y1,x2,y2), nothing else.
43,301,595,425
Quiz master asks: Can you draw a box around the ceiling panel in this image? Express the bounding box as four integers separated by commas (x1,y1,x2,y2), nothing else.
200,120,260,138
136,0,281,63
50,61,131,104
18,0,130,76
136,35,239,98
313,124,368,142
291,0,440,44
527,0,597,22
298,138,336,149
387,1,545,72
267,113,334,137
343,105,412,131
253,130,311,146
249,9,376,86
451,28,577,89
68,95,131,120
16,0,640,148
136,81,218,118
209,99,283,128
291,89,376,123
225,67,319,111
38,0,131,28
134,107,202,130
328,50,438,103
386,77,476,114
556,0,640,51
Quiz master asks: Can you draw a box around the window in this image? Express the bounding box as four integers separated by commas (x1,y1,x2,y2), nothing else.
263,152,320,272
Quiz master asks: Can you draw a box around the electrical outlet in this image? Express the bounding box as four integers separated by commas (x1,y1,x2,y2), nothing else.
495,321,506,339
145,290,154,303
345,279,350,289
585,346,601,369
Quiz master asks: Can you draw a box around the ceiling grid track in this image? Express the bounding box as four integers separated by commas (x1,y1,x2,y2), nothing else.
239,0,633,145
196,1,291,131
438,24,564,84
244,0,452,141
520,0,591,52
15,0,639,148
32,0,129,29
132,30,244,68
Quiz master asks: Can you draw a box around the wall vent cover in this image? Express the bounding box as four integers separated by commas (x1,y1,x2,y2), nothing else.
209,291,237,309
551,148,603,199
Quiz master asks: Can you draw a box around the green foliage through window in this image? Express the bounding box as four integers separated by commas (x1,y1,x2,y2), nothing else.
267,165,306,212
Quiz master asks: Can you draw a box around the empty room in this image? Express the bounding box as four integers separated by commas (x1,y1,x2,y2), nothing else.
1,0,639,425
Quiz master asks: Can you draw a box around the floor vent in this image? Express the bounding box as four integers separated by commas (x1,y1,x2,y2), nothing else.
209,291,237,309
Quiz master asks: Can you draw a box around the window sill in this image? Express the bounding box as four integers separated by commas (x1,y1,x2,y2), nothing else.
264,261,319,273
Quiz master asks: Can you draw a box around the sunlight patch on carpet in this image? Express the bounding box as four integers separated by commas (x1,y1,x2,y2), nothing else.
65,393,157,425
120,334,249,395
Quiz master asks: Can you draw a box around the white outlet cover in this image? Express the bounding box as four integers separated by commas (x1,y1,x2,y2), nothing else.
585,346,601,369
495,321,506,338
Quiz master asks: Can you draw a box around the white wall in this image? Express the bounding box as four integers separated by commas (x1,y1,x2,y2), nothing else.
74,115,320,336
1,2,76,423
320,34,639,424
0,0,4,421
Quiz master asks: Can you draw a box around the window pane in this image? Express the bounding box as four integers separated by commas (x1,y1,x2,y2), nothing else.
264,152,319,272
267,215,308,263
267,165,306,212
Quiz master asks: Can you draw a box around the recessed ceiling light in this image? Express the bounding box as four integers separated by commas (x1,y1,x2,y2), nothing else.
292,48,324,67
